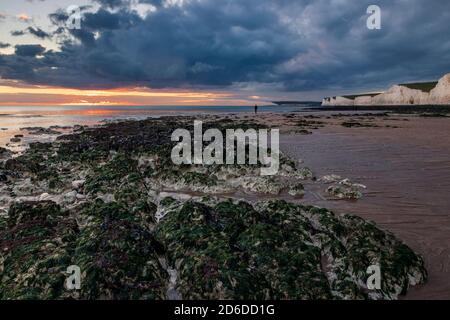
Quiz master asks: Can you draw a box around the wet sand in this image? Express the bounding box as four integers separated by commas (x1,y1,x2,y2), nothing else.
280,116,450,299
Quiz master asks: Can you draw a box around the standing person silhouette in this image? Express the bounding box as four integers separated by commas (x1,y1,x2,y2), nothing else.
254,104,258,114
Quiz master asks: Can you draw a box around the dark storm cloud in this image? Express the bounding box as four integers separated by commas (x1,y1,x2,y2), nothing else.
14,44,46,56
10,27,51,40
0,42,10,49
27,27,51,39
1,0,450,92
11,30,26,36
83,8,141,30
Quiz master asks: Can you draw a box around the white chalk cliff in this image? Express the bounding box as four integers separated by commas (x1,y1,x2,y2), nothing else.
322,72,450,106
429,73,450,104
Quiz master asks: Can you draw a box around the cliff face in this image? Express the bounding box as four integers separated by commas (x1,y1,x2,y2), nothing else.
430,74,450,104
372,85,430,105
354,95,373,106
322,73,450,106
322,96,359,106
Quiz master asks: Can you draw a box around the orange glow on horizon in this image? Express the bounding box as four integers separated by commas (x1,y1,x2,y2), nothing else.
0,80,272,106
0,85,231,99
0,83,262,106
61,100,137,107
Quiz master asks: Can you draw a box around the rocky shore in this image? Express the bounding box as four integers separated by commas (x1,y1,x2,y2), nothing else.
0,115,427,300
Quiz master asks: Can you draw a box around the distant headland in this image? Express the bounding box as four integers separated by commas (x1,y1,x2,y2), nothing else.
323,73,450,106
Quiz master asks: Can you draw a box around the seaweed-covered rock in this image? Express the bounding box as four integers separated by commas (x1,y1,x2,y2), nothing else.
155,198,427,300
288,183,305,197
322,177,366,200
72,201,167,300
85,153,139,194
0,201,78,299
319,174,343,184
0,147,12,159
0,116,427,300
326,185,362,200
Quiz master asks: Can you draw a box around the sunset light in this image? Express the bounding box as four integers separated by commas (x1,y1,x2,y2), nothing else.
0,83,251,106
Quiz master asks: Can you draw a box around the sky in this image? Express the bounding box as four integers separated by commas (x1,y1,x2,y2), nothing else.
0,0,450,106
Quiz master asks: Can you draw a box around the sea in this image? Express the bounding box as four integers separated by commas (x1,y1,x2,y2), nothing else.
0,104,319,150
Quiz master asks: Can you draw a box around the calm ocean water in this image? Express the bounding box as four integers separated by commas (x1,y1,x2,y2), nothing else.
0,104,318,149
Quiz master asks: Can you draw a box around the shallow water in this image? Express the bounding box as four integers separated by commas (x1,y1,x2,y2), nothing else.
0,104,315,148
280,117,450,299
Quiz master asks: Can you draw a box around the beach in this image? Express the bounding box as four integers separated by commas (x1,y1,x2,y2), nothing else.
230,110,450,299
279,115,450,299
0,105,316,151
0,108,449,299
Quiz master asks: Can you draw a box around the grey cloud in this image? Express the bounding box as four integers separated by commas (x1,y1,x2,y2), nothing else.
93,0,127,9
14,44,46,56
138,0,164,7
27,27,51,39
10,27,51,40
11,30,26,36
